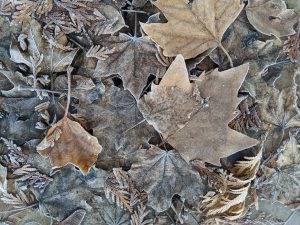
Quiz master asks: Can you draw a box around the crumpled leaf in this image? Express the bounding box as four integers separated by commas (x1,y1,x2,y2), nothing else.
37,117,102,174
276,132,300,167
128,145,204,212
93,33,166,99
10,19,78,74
77,85,158,169
246,0,298,38
141,0,244,59
138,55,258,165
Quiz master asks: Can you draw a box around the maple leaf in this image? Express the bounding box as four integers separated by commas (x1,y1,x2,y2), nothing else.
141,0,244,64
38,165,108,221
260,164,300,205
10,19,78,74
37,116,102,174
246,0,298,38
92,33,166,99
128,145,204,212
138,55,259,165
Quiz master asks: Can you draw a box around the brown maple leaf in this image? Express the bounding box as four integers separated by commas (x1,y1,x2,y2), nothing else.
141,0,244,66
138,55,259,165
92,33,166,99
246,0,298,38
37,67,102,174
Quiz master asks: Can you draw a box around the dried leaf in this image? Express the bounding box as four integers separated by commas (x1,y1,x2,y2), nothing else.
202,149,261,221
58,209,86,225
260,164,300,205
276,133,300,167
13,164,53,191
77,85,157,170
138,55,258,165
246,0,298,38
129,145,204,212
141,0,244,59
93,34,166,99
284,0,300,15
10,19,78,74
37,117,102,174
0,164,7,192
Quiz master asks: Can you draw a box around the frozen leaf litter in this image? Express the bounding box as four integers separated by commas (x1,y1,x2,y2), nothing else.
0,0,299,224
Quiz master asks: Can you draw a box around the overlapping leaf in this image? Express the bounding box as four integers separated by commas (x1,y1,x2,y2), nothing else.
93,34,166,99
141,0,244,59
138,55,258,165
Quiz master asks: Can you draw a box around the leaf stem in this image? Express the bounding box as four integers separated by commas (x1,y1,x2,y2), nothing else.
0,203,38,215
64,66,72,118
122,9,147,14
219,44,233,68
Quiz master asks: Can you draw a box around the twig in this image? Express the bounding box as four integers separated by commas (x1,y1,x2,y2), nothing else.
17,87,64,94
219,43,233,68
121,9,147,14
0,203,38,215
64,66,73,118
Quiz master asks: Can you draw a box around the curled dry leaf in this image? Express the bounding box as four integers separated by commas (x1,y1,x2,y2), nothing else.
138,55,258,165
246,0,298,38
37,117,102,174
141,0,244,60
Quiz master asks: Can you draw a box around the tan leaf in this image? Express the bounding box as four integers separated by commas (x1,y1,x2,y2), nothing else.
37,117,102,174
141,0,244,59
276,133,300,167
246,0,298,38
138,55,259,165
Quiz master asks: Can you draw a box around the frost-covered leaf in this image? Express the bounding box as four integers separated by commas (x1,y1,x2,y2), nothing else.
138,55,258,165
77,85,158,169
276,133,300,167
38,166,108,221
93,34,166,99
10,19,78,74
246,0,298,38
141,0,244,59
260,164,300,205
128,145,204,212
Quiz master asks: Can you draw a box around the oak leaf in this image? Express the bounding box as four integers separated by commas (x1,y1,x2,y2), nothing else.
128,145,204,212
92,33,166,99
37,117,102,174
141,0,244,59
138,55,258,165
246,0,298,38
